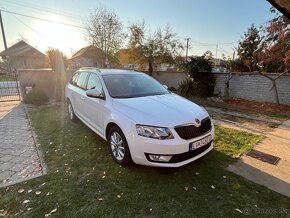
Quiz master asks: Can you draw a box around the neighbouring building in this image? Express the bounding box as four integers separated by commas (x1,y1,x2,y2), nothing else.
0,40,48,69
211,58,229,73
116,48,177,71
68,45,118,69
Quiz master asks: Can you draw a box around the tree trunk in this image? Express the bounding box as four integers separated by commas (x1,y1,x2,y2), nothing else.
148,61,153,76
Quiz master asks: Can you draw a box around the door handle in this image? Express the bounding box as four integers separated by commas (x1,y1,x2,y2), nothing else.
81,96,85,100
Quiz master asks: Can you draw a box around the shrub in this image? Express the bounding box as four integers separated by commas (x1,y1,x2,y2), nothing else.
25,88,49,105
178,78,198,96
182,56,216,96
168,86,177,92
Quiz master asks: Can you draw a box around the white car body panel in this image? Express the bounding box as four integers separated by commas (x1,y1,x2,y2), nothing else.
65,69,214,167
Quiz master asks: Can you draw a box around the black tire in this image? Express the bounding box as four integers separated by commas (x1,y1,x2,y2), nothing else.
108,126,132,166
67,99,78,122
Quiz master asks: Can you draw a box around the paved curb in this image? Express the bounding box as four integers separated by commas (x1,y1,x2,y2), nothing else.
23,104,47,176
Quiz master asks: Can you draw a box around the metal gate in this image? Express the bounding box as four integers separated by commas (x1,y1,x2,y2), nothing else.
0,67,21,102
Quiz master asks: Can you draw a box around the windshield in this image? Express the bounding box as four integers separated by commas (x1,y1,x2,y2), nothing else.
102,73,169,98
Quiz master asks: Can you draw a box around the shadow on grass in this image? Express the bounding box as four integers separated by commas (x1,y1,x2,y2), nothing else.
0,105,288,218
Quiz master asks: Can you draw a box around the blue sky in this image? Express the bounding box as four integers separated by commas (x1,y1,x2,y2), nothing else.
0,0,274,57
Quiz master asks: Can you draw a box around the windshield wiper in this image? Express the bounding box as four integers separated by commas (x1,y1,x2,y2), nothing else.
112,95,136,99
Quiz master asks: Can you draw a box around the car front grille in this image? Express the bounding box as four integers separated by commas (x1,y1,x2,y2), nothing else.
174,117,212,140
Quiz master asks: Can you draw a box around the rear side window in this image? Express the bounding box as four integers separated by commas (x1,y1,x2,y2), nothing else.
76,72,89,89
87,73,103,94
70,72,79,85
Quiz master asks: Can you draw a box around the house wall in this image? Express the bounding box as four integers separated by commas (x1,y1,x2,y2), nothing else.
68,57,100,69
9,56,48,69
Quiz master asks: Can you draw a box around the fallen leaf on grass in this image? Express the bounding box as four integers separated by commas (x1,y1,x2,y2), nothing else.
223,176,227,179
192,187,197,190
195,172,200,175
98,198,103,201
117,195,121,198
45,208,57,217
184,186,189,191
35,191,41,195
27,208,32,211
102,176,106,179
235,208,243,214
40,183,46,187
0,209,8,217
23,200,30,204
211,185,215,189
28,189,32,193
18,189,25,193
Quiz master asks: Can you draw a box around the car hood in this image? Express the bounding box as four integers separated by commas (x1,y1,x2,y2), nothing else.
112,94,209,127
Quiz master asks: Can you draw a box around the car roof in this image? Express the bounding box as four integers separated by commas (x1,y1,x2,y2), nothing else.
78,68,144,75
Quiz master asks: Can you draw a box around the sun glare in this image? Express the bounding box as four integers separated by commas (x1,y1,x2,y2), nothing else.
30,14,85,56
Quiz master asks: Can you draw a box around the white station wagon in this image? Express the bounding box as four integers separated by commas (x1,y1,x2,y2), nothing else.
65,68,214,167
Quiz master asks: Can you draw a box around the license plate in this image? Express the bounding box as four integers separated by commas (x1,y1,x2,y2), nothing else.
189,135,212,151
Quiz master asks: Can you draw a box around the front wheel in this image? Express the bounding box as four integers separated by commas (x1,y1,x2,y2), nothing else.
67,100,77,122
109,126,132,166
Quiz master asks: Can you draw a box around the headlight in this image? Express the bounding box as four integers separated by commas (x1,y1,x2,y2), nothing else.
136,125,174,140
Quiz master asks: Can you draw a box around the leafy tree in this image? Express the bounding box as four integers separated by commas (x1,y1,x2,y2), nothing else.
254,9,289,104
128,21,183,75
236,24,261,72
46,48,67,71
181,55,215,96
87,6,124,67
256,9,290,73
46,48,67,102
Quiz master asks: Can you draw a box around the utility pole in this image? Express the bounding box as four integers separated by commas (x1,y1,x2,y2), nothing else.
215,44,218,66
0,10,7,51
185,38,190,60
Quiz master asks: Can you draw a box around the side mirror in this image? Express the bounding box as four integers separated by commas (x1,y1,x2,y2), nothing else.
163,85,168,89
86,89,104,99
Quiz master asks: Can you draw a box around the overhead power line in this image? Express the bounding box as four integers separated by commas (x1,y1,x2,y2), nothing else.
1,9,85,29
2,0,87,22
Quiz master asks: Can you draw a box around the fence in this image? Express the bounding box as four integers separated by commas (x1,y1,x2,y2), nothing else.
17,69,56,99
16,69,290,106
214,72,290,106
152,71,290,106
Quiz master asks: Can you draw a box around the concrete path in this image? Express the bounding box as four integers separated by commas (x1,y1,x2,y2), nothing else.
0,101,45,188
228,119,290,197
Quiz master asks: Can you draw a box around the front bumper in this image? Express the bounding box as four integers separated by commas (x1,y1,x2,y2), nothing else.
128,126,214,167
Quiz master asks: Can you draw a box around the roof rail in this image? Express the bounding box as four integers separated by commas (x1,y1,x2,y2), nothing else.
79,67,101,72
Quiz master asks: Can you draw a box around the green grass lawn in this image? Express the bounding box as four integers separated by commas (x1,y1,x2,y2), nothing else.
0,74,16,82
0,105,289,217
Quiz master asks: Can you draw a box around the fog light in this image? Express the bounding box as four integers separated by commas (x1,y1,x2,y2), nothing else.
148,154,172,162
